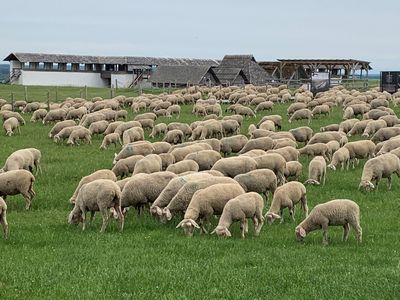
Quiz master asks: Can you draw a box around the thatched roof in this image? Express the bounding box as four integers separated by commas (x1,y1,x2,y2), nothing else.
3,52,219,67
213,67,248,85
149,65,219,84
218,55,274,84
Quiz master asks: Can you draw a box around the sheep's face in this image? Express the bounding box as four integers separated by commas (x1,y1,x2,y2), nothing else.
266,212,281,225
68,210,82,225
359,180,374,192
212,226,231,238
304,179,320,185
327,164,336,171
176,219,199,237
295,226,306,241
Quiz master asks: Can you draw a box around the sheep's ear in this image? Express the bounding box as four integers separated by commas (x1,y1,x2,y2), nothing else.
211,228,216,235
368,181,375,189
271,213,281,219
225,228,232,237
299,227,306,238
114,153,117,158
176,220,185,228
163,208,172,220
189,219,200,229
155,206,162,216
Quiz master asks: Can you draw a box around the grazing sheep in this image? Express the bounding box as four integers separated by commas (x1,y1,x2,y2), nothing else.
149,123,168,138
339,119,359,134
284,161,302,181
184,150,221,171
265,181,308,224
176,183,245,236
299,143,329,161
267,146,299,162
69,169,117,204
312,104,330,117
113,141,154,163
166,160,199,174
68,179,124,233
238,137,274,154
289,126,313,144
159,153,175,170
163,129,184,144
235,106,256,118
259,120,275,131
167,105,181,118
53,126,83,143
43,109,67,124
295,199,362,245
0,170,35,210
379,115,400,127
0,111,25,125
253,153,286,185
152,141,171,154
272,138,297,149
287,102,307,116
3,117,21,136
358,153,400,192
211,192,264,238
304,156,326,185
112,155,144,178
288,109,313,124
167,122,192,137
48,120,77,138
221,119,240,136
308,131,347,146
133,154,162,175
220,135,248,156
114,121,142,136
320,124,339,132
346,120,370,137
234,169,277,199
257,115,282,129
169,143,212,162
328,147,350,171
122,127,144,144
211,156,258,178
0,198,8,239
254,101,273,113
134,112,157,121
100,133,122,149
30,109,48,122
88,120,109,135
66,127,92,146
326,140,340,159
137,118,154,130
362,119,387,138
343,140,375,168
371,127,400,143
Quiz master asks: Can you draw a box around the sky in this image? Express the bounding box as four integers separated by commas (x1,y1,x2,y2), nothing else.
1,0,399,72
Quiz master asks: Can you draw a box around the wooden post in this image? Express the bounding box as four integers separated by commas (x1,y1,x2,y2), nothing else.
47,91,50,111
11,93,14,111
115,79,118,92
24,86,28,102
56,86,58,102
168,82,171,94
110,88,113,98
85,85,88,100
79,89,83,98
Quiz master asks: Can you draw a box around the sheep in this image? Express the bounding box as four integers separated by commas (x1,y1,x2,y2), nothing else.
259,120,275,131
100,133,122,149
343,140,375,168
149,123,168,138
362,119,386,138
0,198,8,239
42,109,67,124
253,153,286,185
176,183,245,236
114,121,142,136
22,102,40,113
53,126,83,143
30,109,48,122
169,143,212,162
211,156,258,178
257,115,282,129
163,129,184,144
154,108,171,118
137,118,154,130
287,102,307,116
0,170,35,210
284,161,302,181
265,181,308,224
299,143,329,161
133,154,162,175
88,120,109,135
304,156,326,185
342,106,354,120
235,106,256,118
184,150,221,171
0,149,38,173
211,192,264,238
312,104,330,117
167,122,192,137
134,112,157,121
346,120,370,137
221,119,240,136
358,153,400,192
167,105,181,118
238,137,274,154
363,109,389,120
308,131,347,146
320,124,339,132
112,155,144,178
233,169,277,200
377,138,400,155
113,141,154,163
371,127,400,143
120,171,177,214
328,147,351,171
379,115,400,127
339,119,359,134
288,109,313,124
150,173,214,220
295,199,362,245
159,153,175,170
254,101,273,113
166,160,199,174
220,135,248,156
122,127,144,144
48,120,77,138
66,127,92,146
66,106,87,120
267,146,299,162
3,117,21,136
69,169,117,204
289,126,313,144
222,114,244,126
152,141,171,154
68,179,124,233
272,138,297,149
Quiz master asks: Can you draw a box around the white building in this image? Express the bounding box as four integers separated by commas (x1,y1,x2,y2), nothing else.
4,53,219,88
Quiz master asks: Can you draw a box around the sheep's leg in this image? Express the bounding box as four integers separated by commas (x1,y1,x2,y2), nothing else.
1,212,8,239
240,219,246,238
279,209,284,224
22,192,32,210
115,206,124,232
351,222,362,243
289,205,295,222
17,126,21,135
387,176,392,190
342,223,350,241
322,223,329,245
244,218,249,234
100,208,110,233
323,170,326,185
89,211,95,224
302,195,309,217
81,209,87,231
254,216,263,236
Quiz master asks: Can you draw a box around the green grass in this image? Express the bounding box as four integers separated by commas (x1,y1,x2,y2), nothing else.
0,84,399,299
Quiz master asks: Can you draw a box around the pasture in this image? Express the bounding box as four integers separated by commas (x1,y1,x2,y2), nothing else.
0,84,399,299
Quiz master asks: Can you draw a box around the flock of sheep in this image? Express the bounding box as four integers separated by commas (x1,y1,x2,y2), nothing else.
2,83,400,244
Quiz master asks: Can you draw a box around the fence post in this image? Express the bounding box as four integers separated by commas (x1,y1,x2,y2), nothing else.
47,91,50,111
115,79,118,93
56,86,58,102
24,86,28,102
11,93,14,111
85,85,88,100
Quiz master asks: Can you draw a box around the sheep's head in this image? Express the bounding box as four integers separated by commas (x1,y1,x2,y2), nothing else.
211,226,231,237
53,136,60,143
265,212,281,225
176,219,200,237
327,164,336,171
162,207,172,222
295,226,307,241
304,179,320,185
68,208,82,225
359,180,374,192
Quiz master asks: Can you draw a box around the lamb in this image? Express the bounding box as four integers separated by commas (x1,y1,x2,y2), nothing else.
265,181,308,224
66,127,92,145
48,120,77,138
343,140,375,168
289,126,313,144
100,133,122,149
238,137,274,154
362,119,387,138
304,156,326,185
3,117,21,136
176,183,245,236
68,179,124,233
163,129,184,144
299,143,329,161
211,192,264,238
252,153,286,185
346,120,371,137
88,120,109,135
328,147,350,171
133,154,162,175
113,141,154,163
184,150,221,171
0,198,8,239
234,169,277,199
112,155,144,178
284,161,303,181
288,109,313,124
0,170,35,210
358,153,400,192
295,199,362,245
120,171,177,214
30,109,48,122
166,160,199,174
220,135,248,156
69,169,117,204
149,123,168,138
211,156,258,178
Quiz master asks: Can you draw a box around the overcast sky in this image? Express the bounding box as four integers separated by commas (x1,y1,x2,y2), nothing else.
1,0,398,72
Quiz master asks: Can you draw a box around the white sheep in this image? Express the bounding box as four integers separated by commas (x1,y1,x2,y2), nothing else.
211,192,264,238
328,147,350,171
166,160,199,174
0,170,35,210
233,169,277,200
295,199,362,245
112,155,144,178
66,127,92,146
304,156,326,185
100,133,122,150
0,198,8,239
3,117,21,136
284,161,302,181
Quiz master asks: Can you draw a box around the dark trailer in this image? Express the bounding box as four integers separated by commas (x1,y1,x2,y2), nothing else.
380,71,400,93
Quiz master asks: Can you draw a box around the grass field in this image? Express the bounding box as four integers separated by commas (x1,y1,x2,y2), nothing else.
0,84,399,299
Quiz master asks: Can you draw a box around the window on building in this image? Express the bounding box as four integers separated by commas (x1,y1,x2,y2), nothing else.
66,63,72,71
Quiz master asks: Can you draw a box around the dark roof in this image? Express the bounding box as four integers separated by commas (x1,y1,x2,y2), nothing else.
213,67,248,85
218,54,274,84
3,52,219,67
276,59,372,70
149,65,218,84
